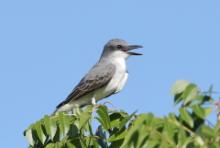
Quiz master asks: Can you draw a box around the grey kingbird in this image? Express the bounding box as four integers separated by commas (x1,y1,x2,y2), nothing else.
54,39,143,113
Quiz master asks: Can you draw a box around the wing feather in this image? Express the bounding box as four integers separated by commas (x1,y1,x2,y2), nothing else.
56,63,115,109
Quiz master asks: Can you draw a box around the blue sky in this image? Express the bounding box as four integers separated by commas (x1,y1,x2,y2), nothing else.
0,0,220,147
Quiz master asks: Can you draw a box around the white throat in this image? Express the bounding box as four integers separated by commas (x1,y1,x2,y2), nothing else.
112,56,126,71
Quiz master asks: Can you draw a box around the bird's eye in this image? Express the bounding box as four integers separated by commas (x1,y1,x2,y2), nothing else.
117,45,122,49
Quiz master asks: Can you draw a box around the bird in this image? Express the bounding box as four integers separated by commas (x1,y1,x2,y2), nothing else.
54,39,143,113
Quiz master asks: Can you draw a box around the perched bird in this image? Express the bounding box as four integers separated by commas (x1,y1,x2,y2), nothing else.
54,39,143,113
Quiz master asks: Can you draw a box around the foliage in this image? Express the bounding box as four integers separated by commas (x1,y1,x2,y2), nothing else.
24,81,220,148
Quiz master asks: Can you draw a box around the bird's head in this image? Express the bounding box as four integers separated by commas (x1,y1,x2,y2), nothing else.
101,39,143,59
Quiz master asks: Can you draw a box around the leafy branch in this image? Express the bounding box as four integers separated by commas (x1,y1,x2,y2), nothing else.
24,80,220,148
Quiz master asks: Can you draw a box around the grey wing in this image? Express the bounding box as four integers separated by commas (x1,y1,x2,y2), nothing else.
56,63,115,109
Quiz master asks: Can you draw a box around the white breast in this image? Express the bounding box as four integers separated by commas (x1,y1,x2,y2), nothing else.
95,57,128,100
115,72,128,93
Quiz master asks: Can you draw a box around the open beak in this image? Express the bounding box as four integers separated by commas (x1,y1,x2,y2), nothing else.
126,45,143,55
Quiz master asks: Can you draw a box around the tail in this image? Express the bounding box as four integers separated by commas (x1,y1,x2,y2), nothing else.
51,100,69,116
51,103,66,116
52,102,76,116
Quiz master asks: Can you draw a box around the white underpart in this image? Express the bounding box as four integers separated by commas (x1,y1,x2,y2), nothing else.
115,73,128,93
95,50,129,100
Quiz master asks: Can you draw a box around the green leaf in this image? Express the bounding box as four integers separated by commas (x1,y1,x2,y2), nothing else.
44,115,57,140
163,118,176,142
121,114,155,148
66,142,77,148
144,140,160,148
24,129,34,146
192,105,212,119
136,129,151,148
108,130,126,142
192,105,206,118
118,111,136,130
96,105,111,130
181,138,193,148
109,111,127,128
34,121,46,145
109,139,124,148
174,93,183,105
85,135,100,148
179,108,194,128
45,143,56,148
198,125,215,138
195,95,211,105
195,136,205,146
68,124,79,138
58,113,71,138
177,129,187,146
127,130,139,148
182,84,199,106
109,117,121,129
171,80,190,95
78,105,92,130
